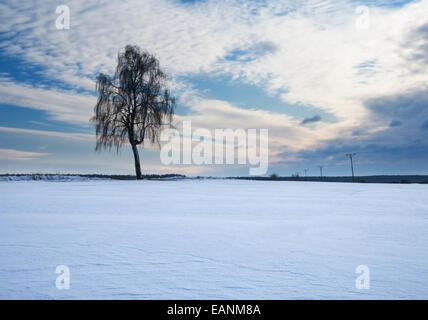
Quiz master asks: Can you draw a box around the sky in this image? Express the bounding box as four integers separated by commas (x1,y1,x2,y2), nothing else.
0,0,428,177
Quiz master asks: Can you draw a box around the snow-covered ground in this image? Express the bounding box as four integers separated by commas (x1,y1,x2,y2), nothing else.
0,180,427,299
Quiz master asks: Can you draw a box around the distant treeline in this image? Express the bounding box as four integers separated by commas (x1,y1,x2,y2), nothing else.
0,173,186,181
1,173,428,184
230,175,428,184
76,173,187,180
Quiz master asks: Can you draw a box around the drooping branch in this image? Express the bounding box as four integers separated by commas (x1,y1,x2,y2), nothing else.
91,45,176,164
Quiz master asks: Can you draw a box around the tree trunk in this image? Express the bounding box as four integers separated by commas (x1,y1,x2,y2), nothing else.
131,144,142,180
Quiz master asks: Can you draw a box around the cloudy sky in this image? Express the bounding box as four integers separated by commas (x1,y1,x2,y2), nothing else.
0,0,428,176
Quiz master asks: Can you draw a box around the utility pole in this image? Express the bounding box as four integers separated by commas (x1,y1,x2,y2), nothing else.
318,165,324,181
346,153,357,183
304,169,308,180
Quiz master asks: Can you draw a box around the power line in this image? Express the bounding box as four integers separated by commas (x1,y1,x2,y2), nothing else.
346,153,357,183
318,165,324,181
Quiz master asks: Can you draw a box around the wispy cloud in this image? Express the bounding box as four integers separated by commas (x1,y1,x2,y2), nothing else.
0,126,93,142
0,77,95,124
0,148,50,161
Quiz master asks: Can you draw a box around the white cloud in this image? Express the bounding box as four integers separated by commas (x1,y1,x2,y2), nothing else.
2,0,426,114
0,126,93,142
175,97,339,162
0,148,50,161
0,77,95,124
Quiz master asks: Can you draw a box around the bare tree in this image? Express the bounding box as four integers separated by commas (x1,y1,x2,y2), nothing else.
92,45,175,179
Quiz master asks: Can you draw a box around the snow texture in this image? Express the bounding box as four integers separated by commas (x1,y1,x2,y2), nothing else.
0,180,427,299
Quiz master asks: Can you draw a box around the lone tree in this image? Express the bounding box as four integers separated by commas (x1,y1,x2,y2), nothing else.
92,45,175,179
